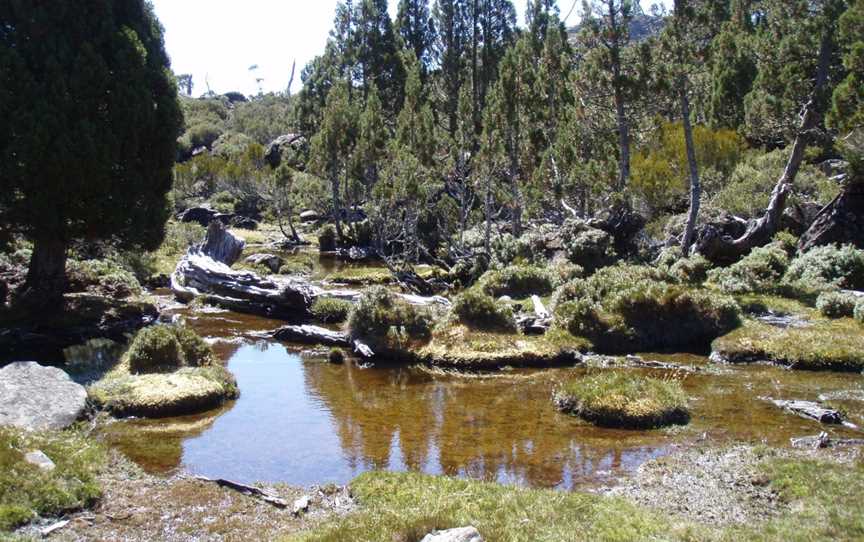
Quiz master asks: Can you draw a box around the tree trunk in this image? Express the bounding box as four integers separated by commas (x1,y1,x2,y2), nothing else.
484,175,492,256
694,31,833,263
679,76,702,252
330,167,344,242
24,238,68,302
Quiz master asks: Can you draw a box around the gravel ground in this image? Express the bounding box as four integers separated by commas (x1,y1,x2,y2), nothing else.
604,445,784,526
17,452,355,542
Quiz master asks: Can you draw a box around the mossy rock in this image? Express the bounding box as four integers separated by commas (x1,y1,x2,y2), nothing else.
418,326,586,369
88,365,238,418
554,372,690,429
711,315,864,372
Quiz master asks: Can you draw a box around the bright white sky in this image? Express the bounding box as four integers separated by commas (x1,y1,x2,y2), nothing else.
150,0,671,97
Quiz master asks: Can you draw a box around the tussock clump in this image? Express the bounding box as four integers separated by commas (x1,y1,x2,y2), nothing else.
451,289,517,333
328,348,345,364
348,287,432,352
784,244,864,292
311,297,352,323
816,291,858,319
555,372,689,429
552,264,740,352
708,244,789,294
66,258,142,298
126,325,215,374
317,224,337,252
478,265,555,298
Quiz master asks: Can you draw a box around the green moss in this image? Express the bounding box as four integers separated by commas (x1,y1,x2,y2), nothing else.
478,265,555,298
451,289,517,333
555,372,690,429
288,471,681,542
310,298,353,323
712,315,864,371
0,428,106,532
327,267,393,285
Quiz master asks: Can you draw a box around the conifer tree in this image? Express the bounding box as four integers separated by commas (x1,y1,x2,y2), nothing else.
0,0,182,300
396,0,437,68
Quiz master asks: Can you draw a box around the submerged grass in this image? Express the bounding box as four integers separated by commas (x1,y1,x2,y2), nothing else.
0,428,106,532
555,372,690,429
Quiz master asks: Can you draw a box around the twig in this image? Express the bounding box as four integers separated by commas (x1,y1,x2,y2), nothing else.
194,476,288,508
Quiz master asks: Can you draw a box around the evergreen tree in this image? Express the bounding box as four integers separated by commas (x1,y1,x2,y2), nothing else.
355,84,389,190
475,0,518,128
708,26,756,129
433,0,470,135
396,0,437,68
309,81,359,241
0,0,183,300
828,0,864,137
354,0,405,111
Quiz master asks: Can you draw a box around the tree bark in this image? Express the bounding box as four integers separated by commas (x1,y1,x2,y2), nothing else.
694,31,833,263
24,238,67,303
679,75,702,252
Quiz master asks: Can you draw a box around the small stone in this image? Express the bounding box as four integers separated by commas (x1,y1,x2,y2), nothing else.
25,450,56,471
292,495,311,515
420,526,484,542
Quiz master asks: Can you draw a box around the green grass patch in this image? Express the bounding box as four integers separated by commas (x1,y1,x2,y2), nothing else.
327,267,394,285
555,372,690,429
310,298,353,324
287,471,685,542
0,428,105,532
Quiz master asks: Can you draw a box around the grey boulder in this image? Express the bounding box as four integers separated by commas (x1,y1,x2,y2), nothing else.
0,362,87,430
421,527,484,542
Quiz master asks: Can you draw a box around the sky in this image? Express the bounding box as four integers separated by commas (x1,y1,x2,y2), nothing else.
150,0,672,98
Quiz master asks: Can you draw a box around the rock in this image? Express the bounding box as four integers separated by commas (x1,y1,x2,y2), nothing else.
818,159,849,177
799,181,864,252
25,450,56,471
0,362,87,430
421,527,484,542
292,495,311,515
231,216,259,230
264,133,306,169
245,253,283,273
177,206,234,228
299,210,320,223
200,221,246,266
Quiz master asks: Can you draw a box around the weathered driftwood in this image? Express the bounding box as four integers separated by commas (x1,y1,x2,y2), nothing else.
40,519,71,537
200,221,245,266
194,476,288,508
767,399,844,425
798,181,864,252
172,253,314,319
353,340,374,358
791,432,864,449
531,295,551,320
273,325,350,346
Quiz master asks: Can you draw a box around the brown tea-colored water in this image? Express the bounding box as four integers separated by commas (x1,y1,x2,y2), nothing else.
100,307,864,489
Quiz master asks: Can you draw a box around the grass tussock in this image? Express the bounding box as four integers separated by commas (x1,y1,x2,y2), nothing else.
712,315,864,372
0,428,105,532
310,297,353,324
88,325,238,417
555,372,690,429
451,289,517,333
478,265,556,298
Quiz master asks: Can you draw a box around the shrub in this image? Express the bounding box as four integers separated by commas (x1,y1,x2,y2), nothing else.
554,372,690,429
451,289,518,333
478,265,555,298
348,287,433,350
328,348,345,364
669,254,713,284
311,298,352,324
773,231,799,257
126,325,214,373
856,300,864,324
549,261,584,287
816,291,859,318
318,224,337,252
551,264,740,352
708,244,790,294
211,190,238,214
784,244,864,292
560,220,616,272
65,258,142,298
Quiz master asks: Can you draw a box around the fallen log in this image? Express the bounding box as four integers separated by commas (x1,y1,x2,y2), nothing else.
353,340,374,358
766,399,844,424
791,432,864,449
273,325,350,346
194,476,288,508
